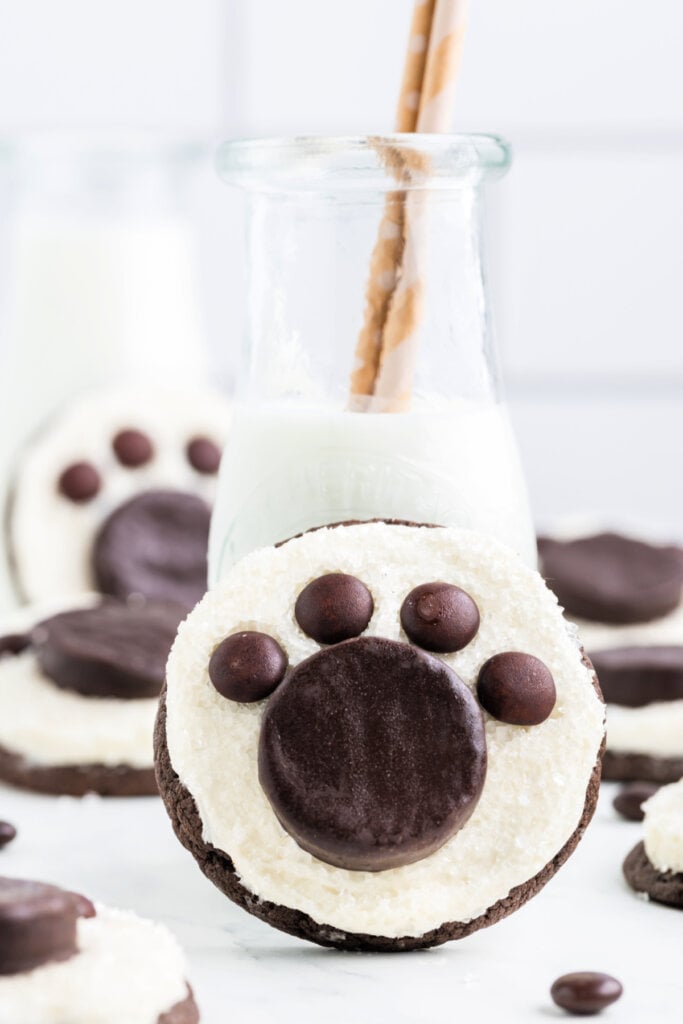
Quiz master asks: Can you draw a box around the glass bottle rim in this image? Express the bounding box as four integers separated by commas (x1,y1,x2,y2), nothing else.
216,133,511,193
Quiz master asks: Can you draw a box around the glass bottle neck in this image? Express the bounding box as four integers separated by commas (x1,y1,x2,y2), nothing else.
238,183,499,413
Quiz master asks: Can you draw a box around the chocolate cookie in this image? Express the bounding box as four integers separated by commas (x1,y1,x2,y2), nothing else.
156,521,605,950
158,989,200,1024
6,384,229,609
0,878,200,1022
0,600,177,797
623,779,683,909
623,842,683,908
538,532,683,624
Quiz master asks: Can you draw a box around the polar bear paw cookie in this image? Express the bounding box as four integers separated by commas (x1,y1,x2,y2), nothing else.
0,877,199,1023
156,522,605,951
539,531,683,783
0,599,180,796
7,385,230,611
623,777,683,909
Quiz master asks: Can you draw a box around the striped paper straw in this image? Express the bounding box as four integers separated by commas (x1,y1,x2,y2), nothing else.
348,0,436,410
372,0,470,410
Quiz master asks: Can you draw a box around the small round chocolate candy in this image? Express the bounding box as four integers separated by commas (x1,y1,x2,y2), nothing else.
400,581,479,653
259,636,487,871
295,573,374,645
112,428,154,468
613,782,659,822
538,532,683,625
209,631,288,703
0,878,85,975
58,461,101,503
32,602,181,699
0,822,16,849
0,634,30,658
551,972,623,1015
186,436,221,475
93,489,210,610
477,652,556,726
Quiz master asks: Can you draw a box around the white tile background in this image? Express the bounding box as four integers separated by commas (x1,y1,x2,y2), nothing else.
0,0,681,533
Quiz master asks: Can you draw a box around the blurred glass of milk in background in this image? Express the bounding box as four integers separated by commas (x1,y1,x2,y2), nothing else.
0,132,212,606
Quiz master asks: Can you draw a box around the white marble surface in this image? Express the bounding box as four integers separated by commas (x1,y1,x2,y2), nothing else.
0,782,680,1023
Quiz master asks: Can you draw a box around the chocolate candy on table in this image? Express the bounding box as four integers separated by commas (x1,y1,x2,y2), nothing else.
0,634,30,658
93,489,211,611
613,782,660,822
589,646,683,707
538,532,683,625
58,461,102,504
400,581,480,653
186,436,222,475
0,822,16,849
112,428,155,468
295,573,374,645
209,631,288,703
32,601,181,700
477,652,556,726
0,878,92,975
550,972,623,1015
259,636,487,871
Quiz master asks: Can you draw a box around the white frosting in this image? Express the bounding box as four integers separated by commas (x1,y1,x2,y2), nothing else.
0,904,190,1024
166,522,605,938
9,384,230,604
643,778,683,874
606,701,683,759
0,650,157,768
575,601,683,654
0,600,157,769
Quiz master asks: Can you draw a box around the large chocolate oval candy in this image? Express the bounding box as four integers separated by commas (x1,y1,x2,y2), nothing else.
33,602,181,699
0,878,92,975
93,490,210,611
259,636,487,872
538,532,683,624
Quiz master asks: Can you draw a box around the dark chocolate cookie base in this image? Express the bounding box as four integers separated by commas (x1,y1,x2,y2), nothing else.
623,841,683,909
602,749,683,785
0,744,157,797
158,986,200,1024
154,674,604,952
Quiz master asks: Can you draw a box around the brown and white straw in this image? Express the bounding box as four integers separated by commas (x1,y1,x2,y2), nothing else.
349,0,470,412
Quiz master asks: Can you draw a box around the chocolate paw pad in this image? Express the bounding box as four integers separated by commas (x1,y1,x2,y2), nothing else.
0,876,199,1022
158,522,605,950
205,573,559,872
7,385,230,610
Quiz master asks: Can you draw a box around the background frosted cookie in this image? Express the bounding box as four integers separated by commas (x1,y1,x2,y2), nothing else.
156,522,605,951
623,778,683,909
0,599,180,796
539,531,683,783
0,877,199,1023
7,385,230,611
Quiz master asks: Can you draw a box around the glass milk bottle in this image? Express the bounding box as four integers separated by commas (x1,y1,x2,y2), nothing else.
0,132,211,606
210,134,535,581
